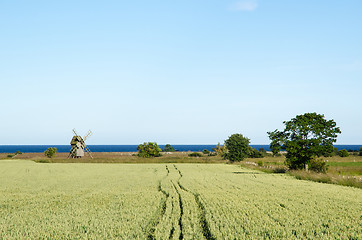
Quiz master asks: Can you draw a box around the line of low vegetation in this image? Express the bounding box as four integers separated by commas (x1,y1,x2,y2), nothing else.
289,170,362,188
239,157,362,189
6,151,23,158
2,112,361,189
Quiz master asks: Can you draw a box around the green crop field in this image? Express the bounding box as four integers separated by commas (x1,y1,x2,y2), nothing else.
0,160,361,239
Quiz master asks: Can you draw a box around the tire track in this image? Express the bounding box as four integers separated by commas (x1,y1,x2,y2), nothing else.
146,165,170,240
173,165,216,240
172,182,184,240
168,201,175,239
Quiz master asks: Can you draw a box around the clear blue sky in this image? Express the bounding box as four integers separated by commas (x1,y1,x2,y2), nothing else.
1,0,361,145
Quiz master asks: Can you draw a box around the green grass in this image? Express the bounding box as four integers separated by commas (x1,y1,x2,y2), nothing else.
0,160,361,239
326,161,362,167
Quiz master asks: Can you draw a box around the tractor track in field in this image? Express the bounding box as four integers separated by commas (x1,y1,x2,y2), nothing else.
173,165,215,240
146,165,170,240
147,165,216,240
172,181,184,240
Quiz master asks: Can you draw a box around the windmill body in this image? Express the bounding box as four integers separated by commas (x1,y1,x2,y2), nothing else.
70,136,85,157
68,129,93,158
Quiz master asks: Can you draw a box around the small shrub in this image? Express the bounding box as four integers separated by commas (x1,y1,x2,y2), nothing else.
249,147,264,158
137,142,161,158
359,147,362,156
258,148,271,157
188,152,203,157
258,148,267,154
309,157,328,173
202,149,210,155
7,151,23,158
338,149,349,157
44,147,57,158
208,152,217,156
257,160,263,166
213,143,228,157
162,144,175,152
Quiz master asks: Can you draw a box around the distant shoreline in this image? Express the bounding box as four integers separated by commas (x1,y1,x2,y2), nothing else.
0,144,361,153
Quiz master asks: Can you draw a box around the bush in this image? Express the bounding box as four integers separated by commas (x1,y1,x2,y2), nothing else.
44,147,57,158
359,147,362,156
213,143,228,157
7,151,23,158
309,157,328,173
258,148,266,154
137,142,161,158
324,147,339,157
224,133,251,162
188,152,203,157
258,148,270,157
257,160,263,166
162,144,175,152
338,149,349,157
15,151,22,155
249,147,264,158
202,149,210,154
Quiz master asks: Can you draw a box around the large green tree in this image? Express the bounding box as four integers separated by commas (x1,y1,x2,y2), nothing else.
268,113,341,170
224,134,251,162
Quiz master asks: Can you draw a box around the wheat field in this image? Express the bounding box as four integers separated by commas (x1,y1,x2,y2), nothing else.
0,160,360,239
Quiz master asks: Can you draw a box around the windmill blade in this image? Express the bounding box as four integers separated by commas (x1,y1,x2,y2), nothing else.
83,142,93,159
68,146,77,158
83,130,93,141
72,128,79,136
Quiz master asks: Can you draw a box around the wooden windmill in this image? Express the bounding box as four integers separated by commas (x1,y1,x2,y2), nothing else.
68,129,93,158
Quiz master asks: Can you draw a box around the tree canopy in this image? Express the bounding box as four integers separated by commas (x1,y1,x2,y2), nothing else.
224,134,251,162
268,112,341,170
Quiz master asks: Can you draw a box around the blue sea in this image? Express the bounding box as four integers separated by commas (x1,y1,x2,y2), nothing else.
0,145,361,153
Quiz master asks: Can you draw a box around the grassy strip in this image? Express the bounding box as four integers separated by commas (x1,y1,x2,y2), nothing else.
326,161,362,167
289,170,362,189
240,162,362,189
